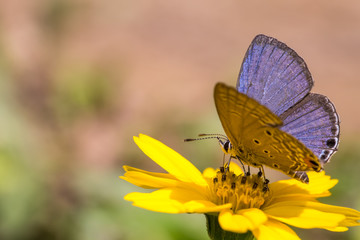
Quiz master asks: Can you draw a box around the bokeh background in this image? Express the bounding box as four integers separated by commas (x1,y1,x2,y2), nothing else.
1,0,360,239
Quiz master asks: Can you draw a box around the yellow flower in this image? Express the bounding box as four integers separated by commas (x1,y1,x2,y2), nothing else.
120,134,360,240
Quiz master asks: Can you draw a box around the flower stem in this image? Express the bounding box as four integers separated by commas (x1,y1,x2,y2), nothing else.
205,214,255,240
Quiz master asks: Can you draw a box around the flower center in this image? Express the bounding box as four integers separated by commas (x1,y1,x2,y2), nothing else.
209,167,270,212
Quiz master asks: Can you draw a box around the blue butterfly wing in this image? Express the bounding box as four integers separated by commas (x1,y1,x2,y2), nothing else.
279,93,340,164
236,34,313,116
236,34,340,167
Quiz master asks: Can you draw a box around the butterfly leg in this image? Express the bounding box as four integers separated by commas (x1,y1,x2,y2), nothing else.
225,155,232,172
235,156,248,175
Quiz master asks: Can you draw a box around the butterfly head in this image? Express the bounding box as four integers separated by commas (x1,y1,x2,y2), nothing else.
184,133,233,154
218,138,232,155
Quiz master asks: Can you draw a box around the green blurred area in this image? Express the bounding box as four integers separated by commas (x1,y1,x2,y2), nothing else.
0,65,211,239
0,0,360,239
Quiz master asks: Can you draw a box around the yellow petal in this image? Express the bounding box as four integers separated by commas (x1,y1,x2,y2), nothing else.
310,203,360,230
134,134,208,186
126,186,208,203
264,172,338,208
252,219,300,240
263,201,346,229
183,201,232,213
125,192,186,213
304,201,360,219
219,208,268,233
203,167,217,178
120,165,179,188
339,218,360,227
124,188,230,213
123,165,178,180
325,226,349,232
228,161,243,175
270,171,337,198
219,210,253,233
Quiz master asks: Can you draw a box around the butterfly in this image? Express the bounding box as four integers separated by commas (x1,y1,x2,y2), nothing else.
214,34,340,183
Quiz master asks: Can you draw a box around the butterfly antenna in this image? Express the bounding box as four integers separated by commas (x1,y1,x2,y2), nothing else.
198,133,228,138
184,136,221,142
184,134,228,142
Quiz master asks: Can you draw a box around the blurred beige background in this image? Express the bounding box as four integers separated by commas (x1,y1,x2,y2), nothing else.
0,0,360,239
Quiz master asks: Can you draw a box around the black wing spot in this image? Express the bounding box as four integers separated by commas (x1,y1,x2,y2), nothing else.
265,130,272,136
320,155,327,160
326,139,336,148
273,163,279,168
331,126,338,134
309,160,319,166
264,150,269,154
253,139,260,144
224,141,231,152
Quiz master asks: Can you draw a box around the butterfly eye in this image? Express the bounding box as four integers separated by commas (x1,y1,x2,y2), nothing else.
224,141,232,152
